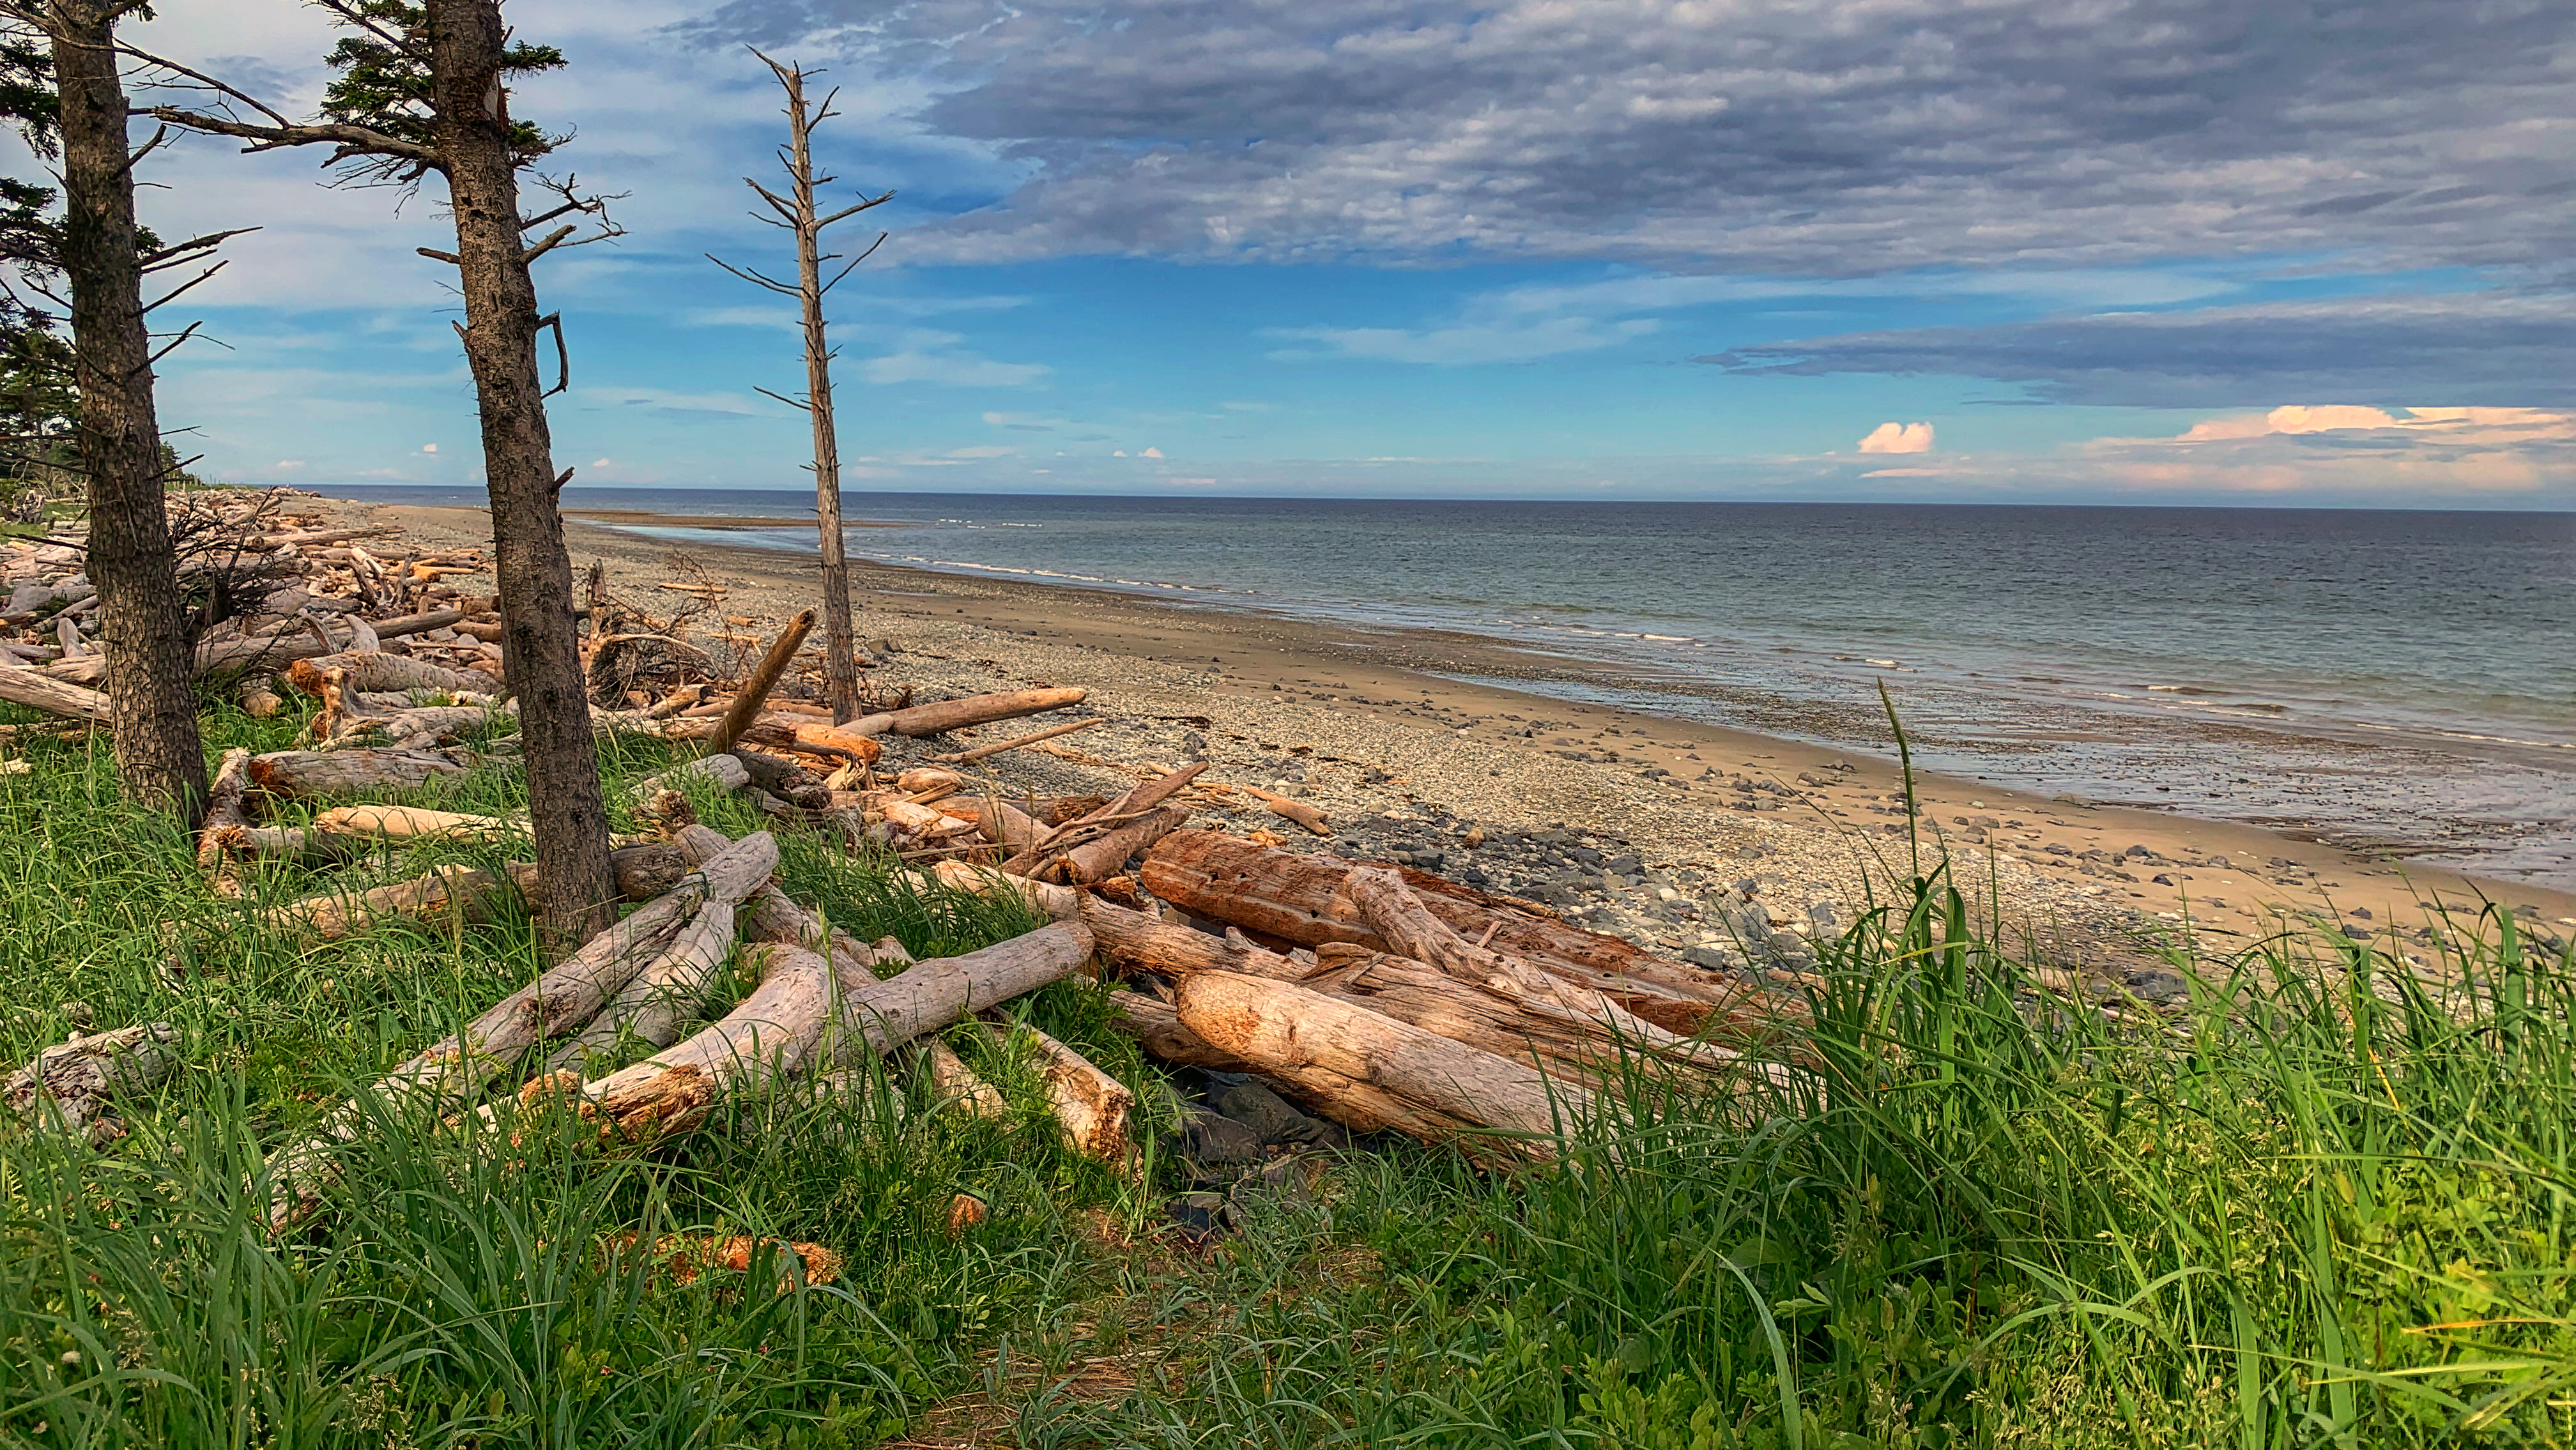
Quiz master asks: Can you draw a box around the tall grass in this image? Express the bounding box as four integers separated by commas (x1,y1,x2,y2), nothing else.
1025,869,2576,1448
0,703,1141,1449
4,697,2572,1446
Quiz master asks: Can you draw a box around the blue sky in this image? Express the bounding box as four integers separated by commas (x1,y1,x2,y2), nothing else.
95,0,2576,505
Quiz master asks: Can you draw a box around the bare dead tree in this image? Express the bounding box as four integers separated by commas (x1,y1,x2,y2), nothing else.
0,0,255,821
141,1,622,947
708,50,889,726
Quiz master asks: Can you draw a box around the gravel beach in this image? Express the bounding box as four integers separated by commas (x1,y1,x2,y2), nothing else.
324,496,2576,988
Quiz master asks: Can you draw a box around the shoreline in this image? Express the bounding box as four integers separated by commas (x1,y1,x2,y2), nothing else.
324,496,2576,966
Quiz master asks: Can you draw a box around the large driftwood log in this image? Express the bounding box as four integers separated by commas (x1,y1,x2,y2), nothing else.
1036,805,1192,885
574,922,1096,1140
1140,831,1792,1035
249,747,466,800
257,864,504,942
312,804,520,844
284,650,492,698
930,716,1100,765
916,1038,1011,1119
988,1021,1135,1164
5,1023,179,1144
1107,989,1257,1071
542,896,740,1074
845,687,1087,739
47,606,466,687
0,663,109,722
1000,761,1204,875
1175,971,1593,1160
261,834,782,1227
195,747,256,897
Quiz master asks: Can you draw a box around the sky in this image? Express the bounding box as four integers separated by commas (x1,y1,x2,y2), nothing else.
71,0,2576,506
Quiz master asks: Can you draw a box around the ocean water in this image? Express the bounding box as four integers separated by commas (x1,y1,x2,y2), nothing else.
343,487,2576,887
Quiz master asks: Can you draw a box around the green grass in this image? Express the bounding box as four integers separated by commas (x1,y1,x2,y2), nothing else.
3,697,2573,1447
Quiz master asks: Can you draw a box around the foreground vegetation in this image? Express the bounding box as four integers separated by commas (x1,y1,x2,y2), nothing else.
1,700,2570,1447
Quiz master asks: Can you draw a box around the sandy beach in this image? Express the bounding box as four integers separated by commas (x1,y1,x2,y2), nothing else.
328,496,2576,984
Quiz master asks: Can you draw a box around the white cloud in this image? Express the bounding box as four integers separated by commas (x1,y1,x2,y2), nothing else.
272,459,305,471
593,458,612,468
2080,404,2576,498
1140,446,1164,459
1858,422,1935,455
2170,405,2576,445
420,442,438,454
861,331,1050,387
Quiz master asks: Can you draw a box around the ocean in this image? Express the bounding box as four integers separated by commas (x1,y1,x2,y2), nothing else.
341,487,2576,888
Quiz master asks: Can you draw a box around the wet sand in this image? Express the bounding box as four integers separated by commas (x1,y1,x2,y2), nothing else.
339,498,2576,964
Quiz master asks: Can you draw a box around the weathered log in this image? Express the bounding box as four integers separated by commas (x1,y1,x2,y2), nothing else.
845,687,1088,740
988,1021,1134,1164
507,843,691,905
1036,805,1192,885
1243,785,1331,837
1000,761,1206,876
916,1038,1010,1120
262,833,782,1227
258,864,503,942
541,896,739,1074
1175,971,1591,1159
195,747,255,897
733,748,832,810
635,752,751,798
1299,943,1699,1086
896,767,965,796
283,650,491,698
0,663,109,722
234,825,369,870
672,823,903,981
930,716,1101,765
312,804,520,844
1141,831,1791,1036
787,721,885,763
5,1023,178,1145
47,606,468,686
576,922,1095,1141
974,797,1045,853
1107,989,1256,1071
248,747,466,800
703,609,815,759
326,705,494,751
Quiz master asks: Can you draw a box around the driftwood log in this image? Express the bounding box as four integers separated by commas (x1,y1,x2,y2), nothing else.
284,650,493,698
47,606,468,687
258,864,503,942
988,1021,1135,1164
845,687,1087,740
5,1023,179,1144
0,663,110,722
1174,971,1591,1160
930,715,1100,765
249,747,467,800
262,834,783,1227
195,748,256,896
1140,831,1797,1037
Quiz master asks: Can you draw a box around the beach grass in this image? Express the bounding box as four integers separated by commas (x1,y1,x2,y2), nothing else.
1,698,2571,1447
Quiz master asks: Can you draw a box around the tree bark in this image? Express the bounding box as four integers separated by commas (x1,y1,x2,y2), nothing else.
427,0,611,948
778,66,861,724
47,1,205,819
5,1022,178,1145
257,864,503,942
988,1020,1133,1164
247,747,468,799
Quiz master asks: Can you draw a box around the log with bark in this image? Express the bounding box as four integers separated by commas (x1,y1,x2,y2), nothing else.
312,804,521,844
195,747,256,896
249,747,468,800
283,650,494,699
258,864,504,942
5,1023,180,1145
0,663,111,723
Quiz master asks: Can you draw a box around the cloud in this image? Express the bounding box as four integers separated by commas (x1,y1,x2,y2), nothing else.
2076,404,2576,498
272,459,305,471
1139,446,1164,459
1702,291,2576,408
1858,422,1935,455
593,457,613,468
680,0,2576,274
419,443,438,454
1859,467,1945,477
571,385,769,420
861,331,1050,387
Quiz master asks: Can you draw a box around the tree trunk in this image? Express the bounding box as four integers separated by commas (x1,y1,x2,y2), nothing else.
773,68,861,724
426,0,611,948
49,1,206,820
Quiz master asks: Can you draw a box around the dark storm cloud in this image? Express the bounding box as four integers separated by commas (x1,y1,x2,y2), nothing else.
675,0,2576,272
1697,291,2576,407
